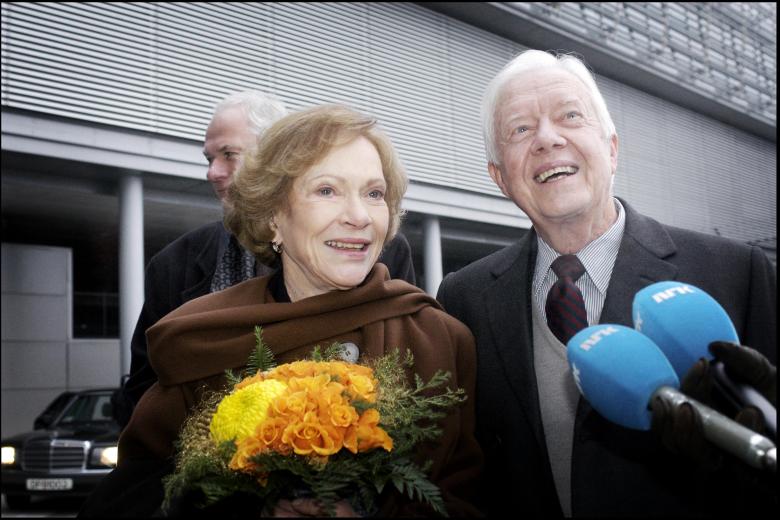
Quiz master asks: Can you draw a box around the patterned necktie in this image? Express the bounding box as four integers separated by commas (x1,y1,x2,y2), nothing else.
545,254,588,345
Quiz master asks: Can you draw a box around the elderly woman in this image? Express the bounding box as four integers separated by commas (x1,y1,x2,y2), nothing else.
82,105,481,517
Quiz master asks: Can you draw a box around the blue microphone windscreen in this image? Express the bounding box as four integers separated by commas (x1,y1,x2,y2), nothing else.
632,281,739,379
567,324,679,430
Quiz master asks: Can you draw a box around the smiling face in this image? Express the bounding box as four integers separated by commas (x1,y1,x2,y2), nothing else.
271,136,390,301
489,68,618,242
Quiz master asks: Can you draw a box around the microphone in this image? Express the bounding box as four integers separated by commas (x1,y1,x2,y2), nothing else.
566,324,776,472
632,281,776,437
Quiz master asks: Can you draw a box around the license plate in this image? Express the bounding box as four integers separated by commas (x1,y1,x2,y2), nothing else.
25,478,73,491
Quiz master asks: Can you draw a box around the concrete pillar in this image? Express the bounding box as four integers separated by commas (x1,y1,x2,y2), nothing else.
119,174,144,378
423,215,443,296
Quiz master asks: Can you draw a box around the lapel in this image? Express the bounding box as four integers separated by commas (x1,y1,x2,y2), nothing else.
181,222,226,302
600,199,680,325
577,198,680,422
482,231,548,447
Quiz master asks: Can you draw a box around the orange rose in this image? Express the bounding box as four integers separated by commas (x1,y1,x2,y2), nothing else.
343,425,358,454
314,382,348,411
230,435,264,472
270,360,317,380
282,412,340,457
328,402,359,428
318,423,345,455
273,390,311,418
352,364,375,377
346,374,377,402
235,372,265,390
358,425,392,452
287,373,328,393
354,408,393,452
256,416,287,451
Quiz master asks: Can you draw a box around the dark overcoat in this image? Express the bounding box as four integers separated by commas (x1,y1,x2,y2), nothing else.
437,198,776,517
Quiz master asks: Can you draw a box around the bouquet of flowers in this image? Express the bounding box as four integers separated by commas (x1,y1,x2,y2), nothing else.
162,326,466,516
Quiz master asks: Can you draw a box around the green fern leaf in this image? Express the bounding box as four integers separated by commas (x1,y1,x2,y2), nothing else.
246,325,276,376
223,369,242,388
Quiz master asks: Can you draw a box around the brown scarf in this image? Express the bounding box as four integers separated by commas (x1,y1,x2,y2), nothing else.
148,263,440,386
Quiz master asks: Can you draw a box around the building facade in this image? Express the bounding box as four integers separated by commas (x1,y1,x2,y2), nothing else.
2,2,776,437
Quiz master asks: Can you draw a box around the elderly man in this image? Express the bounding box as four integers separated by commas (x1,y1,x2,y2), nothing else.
437,50,776,516
116,91,416,427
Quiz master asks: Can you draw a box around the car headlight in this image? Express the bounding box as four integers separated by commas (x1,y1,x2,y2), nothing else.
88,445,118,468
1,446,16,465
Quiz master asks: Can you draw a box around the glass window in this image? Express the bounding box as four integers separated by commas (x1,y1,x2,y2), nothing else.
59,394,114,424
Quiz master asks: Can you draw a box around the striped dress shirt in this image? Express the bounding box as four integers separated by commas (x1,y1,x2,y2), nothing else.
533,198,626,332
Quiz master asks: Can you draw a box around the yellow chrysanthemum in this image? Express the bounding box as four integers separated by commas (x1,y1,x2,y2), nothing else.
210,379,288,444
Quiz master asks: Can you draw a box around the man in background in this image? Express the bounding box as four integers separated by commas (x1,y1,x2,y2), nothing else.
115,91,416,426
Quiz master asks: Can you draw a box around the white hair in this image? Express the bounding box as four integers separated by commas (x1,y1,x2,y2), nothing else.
482,50,616,165
213,91,288,136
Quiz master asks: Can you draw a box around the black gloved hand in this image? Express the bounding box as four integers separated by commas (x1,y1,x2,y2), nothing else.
709,341,776,407
651,343,776,461
650,343,777,516
650,357,721,470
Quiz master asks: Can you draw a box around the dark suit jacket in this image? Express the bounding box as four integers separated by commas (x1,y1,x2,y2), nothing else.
116,221,416,426
437,198,776,517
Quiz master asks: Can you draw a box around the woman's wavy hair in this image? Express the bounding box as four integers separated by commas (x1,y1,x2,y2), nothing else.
224,104,408,265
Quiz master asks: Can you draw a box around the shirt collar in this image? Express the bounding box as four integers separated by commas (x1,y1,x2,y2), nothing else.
534,197,626,295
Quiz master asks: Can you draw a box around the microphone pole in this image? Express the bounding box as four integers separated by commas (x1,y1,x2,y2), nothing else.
567,324,777,473
653,386,776,472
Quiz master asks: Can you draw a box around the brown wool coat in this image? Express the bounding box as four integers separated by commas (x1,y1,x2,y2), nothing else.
119,264,483,516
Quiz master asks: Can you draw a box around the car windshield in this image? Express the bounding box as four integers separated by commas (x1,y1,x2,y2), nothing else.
37,392,74,423
57,394,113,425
